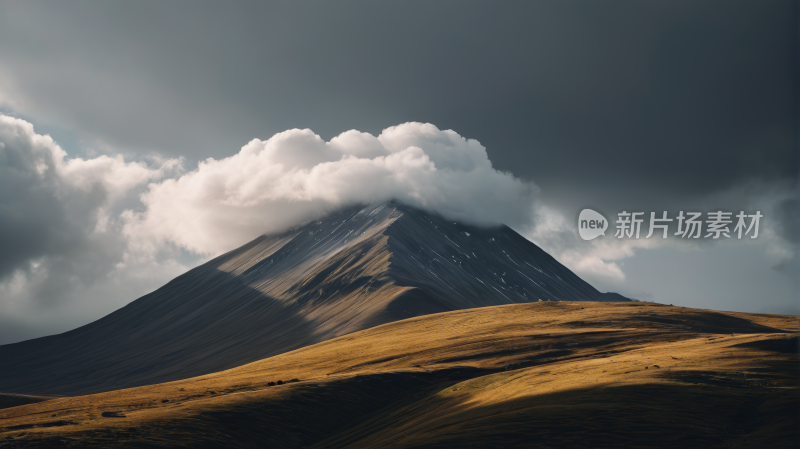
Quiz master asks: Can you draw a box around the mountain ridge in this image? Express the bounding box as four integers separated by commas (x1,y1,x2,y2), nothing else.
0,201,628,395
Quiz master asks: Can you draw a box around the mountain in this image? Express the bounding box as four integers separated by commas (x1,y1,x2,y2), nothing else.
0,201,627,395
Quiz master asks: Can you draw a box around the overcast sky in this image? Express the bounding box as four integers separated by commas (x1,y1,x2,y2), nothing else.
0,0,797,345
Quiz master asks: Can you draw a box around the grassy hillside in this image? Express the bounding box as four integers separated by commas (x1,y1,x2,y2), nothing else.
0,301,797,448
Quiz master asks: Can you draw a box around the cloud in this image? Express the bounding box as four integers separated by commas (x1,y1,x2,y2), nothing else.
0,117,539,342
523,181,798,302
3,115,537,282
0,116,177,280
122,122,537,256
523,205,668,286
0,115,186,342
1,113,795,344
773,197,799,245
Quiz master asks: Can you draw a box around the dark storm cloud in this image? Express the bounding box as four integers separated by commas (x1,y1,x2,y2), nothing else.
0,0,794,205
774,197,799,245
0,118,100,283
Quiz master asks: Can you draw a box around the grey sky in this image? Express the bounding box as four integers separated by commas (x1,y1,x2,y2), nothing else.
0,0,796,344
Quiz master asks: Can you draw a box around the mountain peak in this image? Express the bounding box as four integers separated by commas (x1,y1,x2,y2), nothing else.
0,202,624,395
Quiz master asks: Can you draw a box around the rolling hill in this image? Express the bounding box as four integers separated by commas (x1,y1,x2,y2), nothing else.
0,302,796,448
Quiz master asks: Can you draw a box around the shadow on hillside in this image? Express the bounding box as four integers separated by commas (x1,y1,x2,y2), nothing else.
16,365,794,449
564,309,790,335
731,336,799,354
0,369,484,449
315,376,799,449
0,394,50,412
0,268,315,396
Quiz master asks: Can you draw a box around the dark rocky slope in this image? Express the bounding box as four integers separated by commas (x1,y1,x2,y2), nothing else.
0,202,627,395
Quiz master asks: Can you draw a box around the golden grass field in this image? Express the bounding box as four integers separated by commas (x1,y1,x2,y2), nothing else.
1,301,797,448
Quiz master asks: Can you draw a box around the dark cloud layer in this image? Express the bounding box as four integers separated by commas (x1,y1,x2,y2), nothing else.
0,0,796,344
775,198,799,245
1,0,795,203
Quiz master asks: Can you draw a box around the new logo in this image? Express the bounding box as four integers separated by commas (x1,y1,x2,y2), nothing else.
578,209,608,241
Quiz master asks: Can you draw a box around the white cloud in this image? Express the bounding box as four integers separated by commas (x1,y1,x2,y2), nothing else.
523,205,667,285
60,154,181,200
0,115,187,342
122,122,537,256
1,116,538,270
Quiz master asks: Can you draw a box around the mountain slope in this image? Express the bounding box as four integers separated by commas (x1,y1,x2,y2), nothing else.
0,202,622,395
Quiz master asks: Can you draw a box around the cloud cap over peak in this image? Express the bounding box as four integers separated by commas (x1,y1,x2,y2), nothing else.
124,122,538,255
